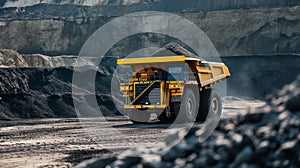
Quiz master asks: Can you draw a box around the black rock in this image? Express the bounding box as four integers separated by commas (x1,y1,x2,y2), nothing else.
230,146,253,168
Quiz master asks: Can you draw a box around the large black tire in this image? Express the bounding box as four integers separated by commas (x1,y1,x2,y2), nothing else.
128,109,151,124
197,89,222,122
157,109,176,123
177,88,199,123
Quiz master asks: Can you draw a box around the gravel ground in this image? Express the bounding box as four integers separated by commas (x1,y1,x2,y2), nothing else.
0,97,263,168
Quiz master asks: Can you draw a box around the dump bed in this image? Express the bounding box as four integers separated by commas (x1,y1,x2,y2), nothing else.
117,55,230,87
196,60,230,87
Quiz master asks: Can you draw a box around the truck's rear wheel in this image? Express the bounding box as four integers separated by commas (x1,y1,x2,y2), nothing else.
197,89,222,122
128,109,151,124
177,88,199,123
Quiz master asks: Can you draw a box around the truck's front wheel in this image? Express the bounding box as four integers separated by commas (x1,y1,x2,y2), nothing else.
177,88,199,123
157,109,176,123
128,109,151,124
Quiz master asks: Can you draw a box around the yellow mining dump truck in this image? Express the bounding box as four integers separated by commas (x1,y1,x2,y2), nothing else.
117,55,230,123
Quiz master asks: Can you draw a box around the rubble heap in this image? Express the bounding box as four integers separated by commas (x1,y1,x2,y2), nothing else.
152,43,200,59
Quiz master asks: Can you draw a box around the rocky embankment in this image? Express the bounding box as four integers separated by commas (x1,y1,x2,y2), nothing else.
0,49,118,120
76,76,300,168
1,49,300,120
0,67,119,120
1,0,300,11
0,49,97,68
0,4,300,56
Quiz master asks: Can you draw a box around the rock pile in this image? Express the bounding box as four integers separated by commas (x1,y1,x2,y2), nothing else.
0,68,29,94
0,67,118,121
76,76,300,168
0,49,96,68
0,49,28,68
152,43,200,59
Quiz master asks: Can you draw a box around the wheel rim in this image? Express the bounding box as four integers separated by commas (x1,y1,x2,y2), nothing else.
187,98,193,116
211,97,219,114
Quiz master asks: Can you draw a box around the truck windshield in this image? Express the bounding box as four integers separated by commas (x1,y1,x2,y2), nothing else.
169,67,182,74
168,64,188,81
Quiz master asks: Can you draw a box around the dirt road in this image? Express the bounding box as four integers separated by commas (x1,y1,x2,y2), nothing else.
0,97,264,168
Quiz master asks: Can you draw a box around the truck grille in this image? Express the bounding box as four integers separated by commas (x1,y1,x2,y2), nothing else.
135,83,161,105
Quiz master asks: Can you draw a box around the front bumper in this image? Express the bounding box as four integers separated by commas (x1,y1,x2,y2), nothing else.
124,105,167,109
